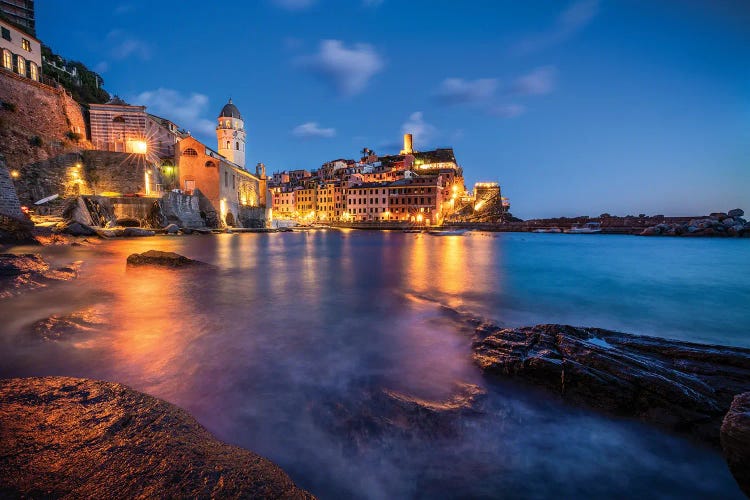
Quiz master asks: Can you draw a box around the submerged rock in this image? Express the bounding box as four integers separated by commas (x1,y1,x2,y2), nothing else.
28,306,108,341
122,227,155,237
472,323,750,444
722,392,750,496
313,382,486,452
164,223,179,234
126,250,206,268
0,377,313,499
0,254,79,299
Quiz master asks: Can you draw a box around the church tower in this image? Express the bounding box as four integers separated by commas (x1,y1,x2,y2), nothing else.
217,98,246,168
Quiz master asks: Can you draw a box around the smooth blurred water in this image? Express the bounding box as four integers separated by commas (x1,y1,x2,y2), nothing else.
1,231,748,498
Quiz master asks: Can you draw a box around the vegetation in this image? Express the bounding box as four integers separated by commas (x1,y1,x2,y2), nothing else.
29,136,43,147
41,45,110,105
65,131,82,142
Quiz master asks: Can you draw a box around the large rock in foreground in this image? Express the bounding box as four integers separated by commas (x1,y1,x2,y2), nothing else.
0,377,313,499
473,324,750,444
126,250,206,268
722,392,750,496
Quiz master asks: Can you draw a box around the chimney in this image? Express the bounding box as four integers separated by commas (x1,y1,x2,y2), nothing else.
400,133,413,155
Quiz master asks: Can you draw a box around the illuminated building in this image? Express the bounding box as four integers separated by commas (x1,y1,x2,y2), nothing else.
216,98,246,168
0,17,40,81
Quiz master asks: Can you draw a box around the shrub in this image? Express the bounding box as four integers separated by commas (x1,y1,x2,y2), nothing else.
66,131,82,142
29,135,43,147
1,101,17,112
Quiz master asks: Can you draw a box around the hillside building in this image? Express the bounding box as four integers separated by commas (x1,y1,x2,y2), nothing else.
0,0,35,36
1,17,40,81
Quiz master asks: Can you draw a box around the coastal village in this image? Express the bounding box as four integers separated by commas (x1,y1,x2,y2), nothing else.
0,4,509,239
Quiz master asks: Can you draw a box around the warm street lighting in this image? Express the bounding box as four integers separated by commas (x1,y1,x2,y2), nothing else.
10,170,19,179
131,140,148,155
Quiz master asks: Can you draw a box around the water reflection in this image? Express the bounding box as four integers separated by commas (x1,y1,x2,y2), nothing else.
0,231,746,499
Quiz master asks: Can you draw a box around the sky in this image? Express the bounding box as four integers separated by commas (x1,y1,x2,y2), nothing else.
37,0,749,218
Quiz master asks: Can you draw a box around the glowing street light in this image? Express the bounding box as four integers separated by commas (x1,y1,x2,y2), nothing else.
9,170,20,179
131,140,148,155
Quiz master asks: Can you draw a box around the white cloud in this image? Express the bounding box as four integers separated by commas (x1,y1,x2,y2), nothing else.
271,0,315,11
296,40,385,97
434,78,498,105
511,66,556,95
129,88,216,137
292,122,336,139
512,0,599,55
107,30,151,60
489,104,526,118
401,112,436,147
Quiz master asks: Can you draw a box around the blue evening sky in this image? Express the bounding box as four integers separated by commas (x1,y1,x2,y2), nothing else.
37,1,749,218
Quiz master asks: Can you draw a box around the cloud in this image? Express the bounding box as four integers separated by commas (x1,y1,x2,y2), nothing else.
107,30,151,60
488,104,526,118
292,122,336,139
296,40,385,97
129,88,216,137
511,66,556,95
512,0,599,55
271,0,315,11
401,112,436,146
434,78,498,105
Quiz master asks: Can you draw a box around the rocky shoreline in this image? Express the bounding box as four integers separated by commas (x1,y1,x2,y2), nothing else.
0,377,313,499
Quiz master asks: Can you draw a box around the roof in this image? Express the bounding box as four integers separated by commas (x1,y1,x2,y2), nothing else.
219,98,242,119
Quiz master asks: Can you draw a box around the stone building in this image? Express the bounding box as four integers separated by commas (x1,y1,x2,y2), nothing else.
176,100,268,228
0,0,35,36
1,17,40,81
89,98,148,153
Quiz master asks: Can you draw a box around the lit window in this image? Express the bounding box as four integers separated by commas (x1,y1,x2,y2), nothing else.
21,38,31,51
183,148,198,156
226,140,230,149
2,50,11,70
16,55,25,76
29,62,37,81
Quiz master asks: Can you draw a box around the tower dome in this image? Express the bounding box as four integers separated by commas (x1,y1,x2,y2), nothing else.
219,98,242,120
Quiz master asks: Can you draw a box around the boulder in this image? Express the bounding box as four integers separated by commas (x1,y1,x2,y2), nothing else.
472,323,750,444
0,377,313,499
28,306,108,341
722,392,750,496
116,217,141,227
126,250,206,268
639,226,659,236
0,254,79,299
710,212,728,220
122,227,155,237
164,223,179,234
728,209,744,218
59,221,97,237
722,218,736,226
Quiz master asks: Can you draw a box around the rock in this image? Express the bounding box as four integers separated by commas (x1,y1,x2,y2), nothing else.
472,323,750,444
28,306,108,341
640,227,659,236
164,223,179,234
722,392,750,496
687,225,699,233
59,221,97,237
126,250,206,268
116,217,141,227
94,228,119,238
0,377,313,499
122,227,155,237
0,254,79,299
728,208,744,218
181,227,193,235
722,218,736,226
710,212,728,220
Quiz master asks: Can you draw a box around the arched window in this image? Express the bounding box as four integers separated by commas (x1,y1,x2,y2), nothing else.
205,161,216,168
225,140,230,149
235,142,239,150
16,55,25,76
183,148,198,156
28,62,38,81
112,116,125,123
2,50,11,70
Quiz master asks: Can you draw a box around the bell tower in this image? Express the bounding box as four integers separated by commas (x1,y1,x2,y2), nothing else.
217,98,246,168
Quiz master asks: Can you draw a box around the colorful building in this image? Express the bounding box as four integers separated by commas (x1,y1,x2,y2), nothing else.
0,17,40,81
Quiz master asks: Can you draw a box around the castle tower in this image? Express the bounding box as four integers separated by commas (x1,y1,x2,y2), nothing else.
217,98,246,168
400,133,413,155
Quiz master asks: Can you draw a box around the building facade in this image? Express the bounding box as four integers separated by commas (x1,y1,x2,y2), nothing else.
0,0,34,36
89,99,148,153
0,17,40,81
216,99,246,168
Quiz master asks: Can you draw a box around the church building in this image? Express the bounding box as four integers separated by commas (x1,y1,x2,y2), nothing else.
177,99,268,227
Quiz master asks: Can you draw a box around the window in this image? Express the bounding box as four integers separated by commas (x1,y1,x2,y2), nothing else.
183,148,198,156
2,50,11,70
205,161,216,168
225,172,228,187
235,142,239,150
28,62,37,81
15,55,25,76
21,38,31,51
112,116,125,123
1,27,10,41
226,140,230,149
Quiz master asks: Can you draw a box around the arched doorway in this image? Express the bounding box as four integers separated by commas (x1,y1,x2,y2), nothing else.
225,212,235,227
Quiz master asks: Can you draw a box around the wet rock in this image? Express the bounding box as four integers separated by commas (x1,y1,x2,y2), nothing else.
721,392,750,496
116,217,141,227
28,306,108,341
472,323,750,444
57,221,97,237
164,223,179,234
0,377,313,499
0,254,79,299
728,208,744,218
122,227,155,237
126,250,206,268
313,382,486,452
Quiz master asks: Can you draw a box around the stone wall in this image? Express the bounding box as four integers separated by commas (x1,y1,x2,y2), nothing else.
239,206,270,228
80,150,162,196
157,191,206,228
0,155,24,219
0,71,90,173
